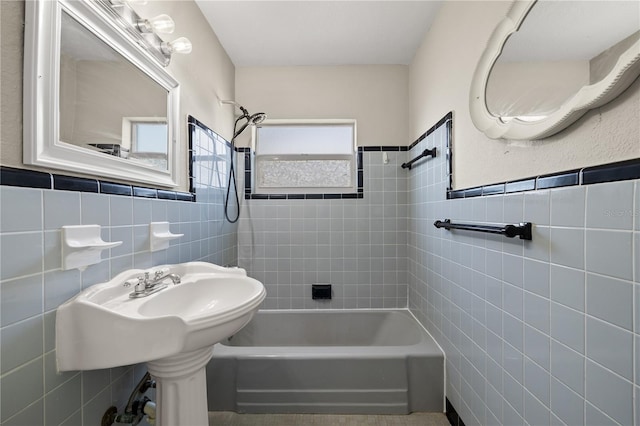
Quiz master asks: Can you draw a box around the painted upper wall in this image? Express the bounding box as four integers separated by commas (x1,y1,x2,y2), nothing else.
409,0,640,189
234,65,409,147
0,0,235,192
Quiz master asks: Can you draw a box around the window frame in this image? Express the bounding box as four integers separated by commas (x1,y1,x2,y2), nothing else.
251,119,358,195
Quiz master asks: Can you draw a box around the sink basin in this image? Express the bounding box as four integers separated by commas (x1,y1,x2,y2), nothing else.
56,262,266,371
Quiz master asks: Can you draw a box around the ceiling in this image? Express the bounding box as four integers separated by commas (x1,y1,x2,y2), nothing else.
194,1,443,67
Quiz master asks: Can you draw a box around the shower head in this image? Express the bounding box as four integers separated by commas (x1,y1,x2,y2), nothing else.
221,100,267,127
249,112,267,125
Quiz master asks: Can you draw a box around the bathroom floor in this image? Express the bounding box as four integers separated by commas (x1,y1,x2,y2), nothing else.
208,412,450,426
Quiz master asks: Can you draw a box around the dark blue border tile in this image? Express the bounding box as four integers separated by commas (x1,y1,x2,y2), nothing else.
305,194,323,199
482,183,505,196
99,181,132,196
409,111,453,150
448,190,465,199
287,194,305,200
323,194,342,199
53,175,98,192
505,178,535,193
463,187,482,198
250,194,269,200
132,187,157,198
157,190,177,200
536,170,579,189
582,158,640,185
176,192,194,202
0,167,51,189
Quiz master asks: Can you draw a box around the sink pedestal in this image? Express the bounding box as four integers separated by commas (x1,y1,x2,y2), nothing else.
147,347,214,426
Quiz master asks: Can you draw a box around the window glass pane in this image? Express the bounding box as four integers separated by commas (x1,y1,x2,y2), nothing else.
257,125,353,155
258,159,352,188
134,123,168,153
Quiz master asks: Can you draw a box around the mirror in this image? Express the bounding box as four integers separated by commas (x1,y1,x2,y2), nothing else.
24,0,180,187
470,0,640,140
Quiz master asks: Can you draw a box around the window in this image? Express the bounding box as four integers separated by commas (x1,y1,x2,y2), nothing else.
252,119,357,194
122,117,168,170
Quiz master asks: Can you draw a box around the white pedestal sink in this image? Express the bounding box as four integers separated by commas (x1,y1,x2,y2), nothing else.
56,262,266,426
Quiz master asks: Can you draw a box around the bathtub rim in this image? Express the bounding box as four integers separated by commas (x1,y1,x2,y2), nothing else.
212,308,446,359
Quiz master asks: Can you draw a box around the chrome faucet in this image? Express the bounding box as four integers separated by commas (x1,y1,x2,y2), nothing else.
125,269,181,298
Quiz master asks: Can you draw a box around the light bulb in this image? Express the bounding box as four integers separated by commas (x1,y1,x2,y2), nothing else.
162,37,192,55
138,14,175,34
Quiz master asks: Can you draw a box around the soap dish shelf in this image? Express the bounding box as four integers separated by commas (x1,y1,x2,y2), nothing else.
150,222,184,252
62,225,122,271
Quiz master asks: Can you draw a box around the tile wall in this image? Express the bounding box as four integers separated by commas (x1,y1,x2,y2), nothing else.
0,128,236,425
407,122,640,425
237,149,410,309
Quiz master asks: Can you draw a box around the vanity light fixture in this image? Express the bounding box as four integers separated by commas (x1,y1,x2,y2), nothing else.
137,14,175,34
161,37,193,55
101,0,191,66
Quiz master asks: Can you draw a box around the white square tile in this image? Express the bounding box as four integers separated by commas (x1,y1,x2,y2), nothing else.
524,190,550,226
43,190,80,230
550,186,585,227
585,316,633,380
586,180,634,230
550,264,585,311
549,227,584,269
0,275,42,327
586,273,633,330
524,292,549,333
550,301,584,353
585,229,633,280
0,187,42,232
523,259,550,297
0,316,43,374
0,232,43,281
585,360,633,425
524,357,550,405
550,377,584,426
550,340,584,396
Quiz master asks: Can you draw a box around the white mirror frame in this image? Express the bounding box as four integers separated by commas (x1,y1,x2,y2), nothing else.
469,0,640,140
23,0,180,187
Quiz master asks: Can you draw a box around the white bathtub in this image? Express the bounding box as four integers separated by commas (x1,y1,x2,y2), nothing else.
206,309,444,414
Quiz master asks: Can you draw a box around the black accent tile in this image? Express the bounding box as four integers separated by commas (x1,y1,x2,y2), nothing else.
445,398,459,426
506,178,535,193
362,146,382,152
399,146,408,151
341,193,358,199
287,194,305,200
323,194,342,199
268,194,287,200
132,187,157,198
357,170,364,188
448,190,465,199
53,175,98,192
408,111,453,151
305,194,323,199
250,194,268,200
244,172,252,190
463,187,482,198
157,190,177,200
176,192,194,202
0,167,52,189
380,146,401,151
482,183,505,196
99,181,132,196
357,147,364,152
536,170,579,189
356,193,364,199
244,194,251,200
244,153,252,171
357,151,363,169
582,158,640,185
